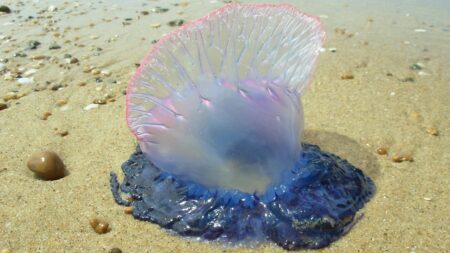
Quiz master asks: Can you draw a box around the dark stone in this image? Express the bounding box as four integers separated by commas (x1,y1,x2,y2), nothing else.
14,51,27,57
0,5,11,13
26,40,41,50
49,43,61,50
151,7,169,13
168,19,185,27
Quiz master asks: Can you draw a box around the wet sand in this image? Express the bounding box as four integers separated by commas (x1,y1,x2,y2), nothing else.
0,0,449,252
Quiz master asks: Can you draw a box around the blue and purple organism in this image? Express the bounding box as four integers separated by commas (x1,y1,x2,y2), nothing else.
110,4,375,250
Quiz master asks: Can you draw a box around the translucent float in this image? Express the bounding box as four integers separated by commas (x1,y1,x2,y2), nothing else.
110,4,375,250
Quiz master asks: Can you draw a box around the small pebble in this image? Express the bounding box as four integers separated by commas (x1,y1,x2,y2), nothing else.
101,70,111,77
401,155,414,162
14,52,27,58
329,47,337,53
32,55,47,60
55,129,69,137
124,206,133,214
49,43,61,50
47,5,57,12
27,151,65,180
150,23,161,28
423,197,432,201
426,127,439,136
141,11,149,15
109,248,122,253
392,154,414,163
391,155,403,163
50,84,64,91
0,103,7,111
78,81,87,87
0,5,11,14
83,66,94,73
84,104,99,110
23,69,37,77
168,19,185,27
340,73,354,80
18,77,34,85
40,111,52,120
89,218,110,234
3,92,18,101
93,98,107,105
69,58,79,64
26,40,41,50
56,99,67,106
376,147,388,155
410,63,424,71
91,68,101,75
151,7,169,13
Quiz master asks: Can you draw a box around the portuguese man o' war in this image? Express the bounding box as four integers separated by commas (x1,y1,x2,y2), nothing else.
110,4,375,250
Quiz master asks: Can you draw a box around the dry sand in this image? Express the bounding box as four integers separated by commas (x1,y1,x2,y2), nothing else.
0,0,449,252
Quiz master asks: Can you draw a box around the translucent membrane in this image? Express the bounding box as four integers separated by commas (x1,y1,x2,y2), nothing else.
126,4,325,193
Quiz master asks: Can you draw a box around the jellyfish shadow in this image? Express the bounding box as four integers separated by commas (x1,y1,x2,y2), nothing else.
304,129,381,180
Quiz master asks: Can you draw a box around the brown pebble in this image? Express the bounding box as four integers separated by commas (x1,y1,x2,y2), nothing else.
376,147,388,155
32,55,47,60
93,98,107,105
91,68,101,75
0,103,7,111
27,151,65,180
56,99,67,106
50,84,64,91
109,248,122,253
391,155,403,163
401,155,414,162
78,81,87,87
40,111,52,120
426,127,439,136
55,129,69,137
89,218,110,234
392,154,414,163
124,206,133,214
83,66,92,73
69,58,79,64
3,92,18,101
340,73,354,80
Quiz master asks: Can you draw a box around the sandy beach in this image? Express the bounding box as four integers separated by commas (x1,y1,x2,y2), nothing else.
0,0,449,252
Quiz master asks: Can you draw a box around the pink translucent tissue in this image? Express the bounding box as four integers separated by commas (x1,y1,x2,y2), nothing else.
126,4,325,193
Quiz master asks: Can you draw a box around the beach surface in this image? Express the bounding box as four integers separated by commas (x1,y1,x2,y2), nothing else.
0,0,449,252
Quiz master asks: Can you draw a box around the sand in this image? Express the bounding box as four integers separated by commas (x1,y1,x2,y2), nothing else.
0,0,449,252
